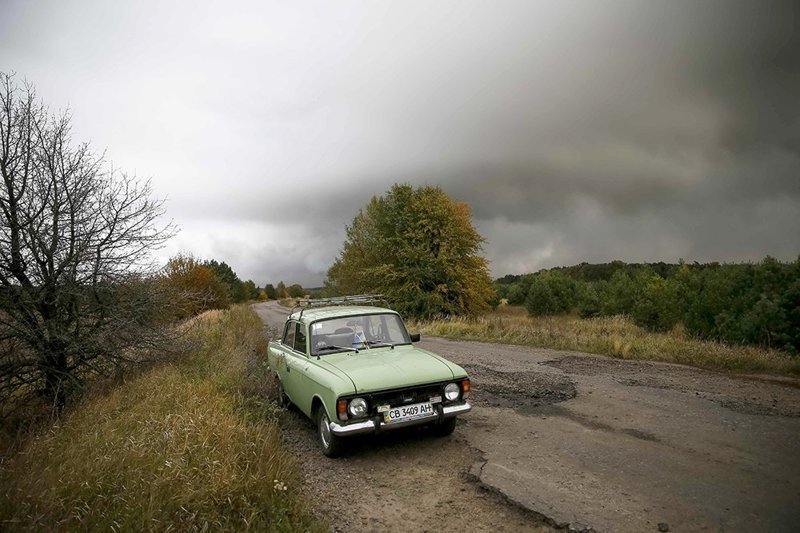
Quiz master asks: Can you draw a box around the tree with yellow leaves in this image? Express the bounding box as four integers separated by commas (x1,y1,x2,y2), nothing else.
326,184,495,319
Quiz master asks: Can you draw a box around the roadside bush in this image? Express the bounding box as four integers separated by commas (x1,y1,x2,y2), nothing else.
600,270,638,316
163,254,230,318
287,284,305,298
506,283,529,305
415,311,800,375
578,281,605,318
684,258,800,353
631,275,681,332
505,257,800,354
525,271,580,316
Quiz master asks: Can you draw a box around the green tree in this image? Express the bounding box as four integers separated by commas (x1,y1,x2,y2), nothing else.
525,271,580,316
276,281,287,299
242,280,259,301
577,281,605,318
600,270,638,316
630,274,681,332
779,274,800,353
204,260,245,303
507,280,530,305
494,257,800,353
326,183,495,319
264,283,277,300
287,284,305,298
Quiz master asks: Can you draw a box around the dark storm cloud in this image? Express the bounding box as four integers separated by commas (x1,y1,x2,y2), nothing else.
306,0,800,276
1,0,797,285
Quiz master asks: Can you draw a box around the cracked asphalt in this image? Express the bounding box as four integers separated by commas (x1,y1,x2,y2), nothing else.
253,302,800,532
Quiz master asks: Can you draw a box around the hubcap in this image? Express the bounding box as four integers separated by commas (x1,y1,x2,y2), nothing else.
319,412,331,448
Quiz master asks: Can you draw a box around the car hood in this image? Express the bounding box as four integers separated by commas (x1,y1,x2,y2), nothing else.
320,345,462,393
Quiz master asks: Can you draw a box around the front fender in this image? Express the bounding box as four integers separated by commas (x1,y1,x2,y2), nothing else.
312,393,336,422
292,358,356,420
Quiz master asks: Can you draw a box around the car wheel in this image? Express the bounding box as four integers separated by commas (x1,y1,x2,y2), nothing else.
431,417,457,437
316,405,344,457
276,377,290,408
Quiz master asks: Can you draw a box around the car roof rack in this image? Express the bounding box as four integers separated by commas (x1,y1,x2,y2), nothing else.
293,294,387,318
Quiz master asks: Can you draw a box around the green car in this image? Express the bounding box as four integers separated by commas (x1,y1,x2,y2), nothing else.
267,297,471,457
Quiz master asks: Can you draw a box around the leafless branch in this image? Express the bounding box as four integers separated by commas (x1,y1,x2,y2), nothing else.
0,72,178,412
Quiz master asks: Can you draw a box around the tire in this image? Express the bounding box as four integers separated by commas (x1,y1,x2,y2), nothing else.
271,374,290,409
316,405,345,457
276,377,290,409
431,416,457,437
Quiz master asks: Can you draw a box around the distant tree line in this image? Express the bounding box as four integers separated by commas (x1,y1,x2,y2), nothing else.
263,281,306,300
162,255,308,318
496,258,800,354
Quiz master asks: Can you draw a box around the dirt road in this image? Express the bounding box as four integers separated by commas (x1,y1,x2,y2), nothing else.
253,302,800,532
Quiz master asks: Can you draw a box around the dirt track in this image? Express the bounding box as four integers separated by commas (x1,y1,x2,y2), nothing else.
253,302,800,533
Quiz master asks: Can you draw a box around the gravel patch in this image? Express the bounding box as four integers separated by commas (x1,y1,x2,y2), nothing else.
462,363,577,411
277,406,553,533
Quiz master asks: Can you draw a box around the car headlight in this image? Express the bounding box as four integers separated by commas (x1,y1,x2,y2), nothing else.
444,383,460,401
348,397,368,417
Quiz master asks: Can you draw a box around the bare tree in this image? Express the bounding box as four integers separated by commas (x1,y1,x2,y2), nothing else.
0,73,176,410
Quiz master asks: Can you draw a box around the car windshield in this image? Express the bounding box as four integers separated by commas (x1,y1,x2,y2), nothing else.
310,313,411,355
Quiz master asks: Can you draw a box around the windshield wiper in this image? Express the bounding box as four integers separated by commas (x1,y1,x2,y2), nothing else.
315,345,359,355
365,340,394,349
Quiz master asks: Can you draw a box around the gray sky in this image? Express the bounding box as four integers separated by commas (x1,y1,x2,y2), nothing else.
2,1,798,286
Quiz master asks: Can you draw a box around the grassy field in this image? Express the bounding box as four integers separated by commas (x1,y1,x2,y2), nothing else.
0,306,322,532
414,305,800,376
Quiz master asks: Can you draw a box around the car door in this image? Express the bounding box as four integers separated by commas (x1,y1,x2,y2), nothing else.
274,321,306,405
287,321,319,416
278,320,313,414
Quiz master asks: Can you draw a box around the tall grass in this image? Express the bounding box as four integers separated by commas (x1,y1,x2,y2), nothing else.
0,306,322,532
414,306,800,376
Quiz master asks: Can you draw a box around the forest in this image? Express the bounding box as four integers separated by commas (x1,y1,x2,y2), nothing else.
495,257,800,354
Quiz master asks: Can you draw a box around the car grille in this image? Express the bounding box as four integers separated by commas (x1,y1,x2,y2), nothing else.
363,383,444,413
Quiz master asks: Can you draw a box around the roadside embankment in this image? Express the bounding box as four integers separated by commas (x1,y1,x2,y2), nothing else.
0,306,322,532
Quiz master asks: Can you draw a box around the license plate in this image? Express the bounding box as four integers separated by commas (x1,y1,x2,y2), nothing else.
383,401,436,424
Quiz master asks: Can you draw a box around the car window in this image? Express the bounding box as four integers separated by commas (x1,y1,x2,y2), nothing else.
282,321,296,347
371,314,406,341
310,313,411,355
293,322,307,354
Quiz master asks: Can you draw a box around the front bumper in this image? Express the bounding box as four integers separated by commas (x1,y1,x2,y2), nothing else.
329,401,471,436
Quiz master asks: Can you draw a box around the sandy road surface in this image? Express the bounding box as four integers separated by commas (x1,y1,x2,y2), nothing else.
253,302,800,532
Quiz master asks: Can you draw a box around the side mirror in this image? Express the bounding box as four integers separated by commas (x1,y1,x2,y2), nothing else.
410,333,421,342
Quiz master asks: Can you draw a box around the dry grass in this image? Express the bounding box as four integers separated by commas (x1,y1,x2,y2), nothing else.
414,306,800,376
0,305,322,532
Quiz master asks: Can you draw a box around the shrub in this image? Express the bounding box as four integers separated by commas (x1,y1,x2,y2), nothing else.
499,257,800,354
525,271,580,316
631,275,681,332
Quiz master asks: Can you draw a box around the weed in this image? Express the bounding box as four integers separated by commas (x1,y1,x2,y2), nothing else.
414,308,800,376
0,305,323,532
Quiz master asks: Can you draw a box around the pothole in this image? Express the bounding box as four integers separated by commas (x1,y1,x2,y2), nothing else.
462,364,577,411
617,377,672,390
542,355,649,376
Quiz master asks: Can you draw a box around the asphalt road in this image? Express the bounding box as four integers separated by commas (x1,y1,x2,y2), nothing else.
253,301,800,533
